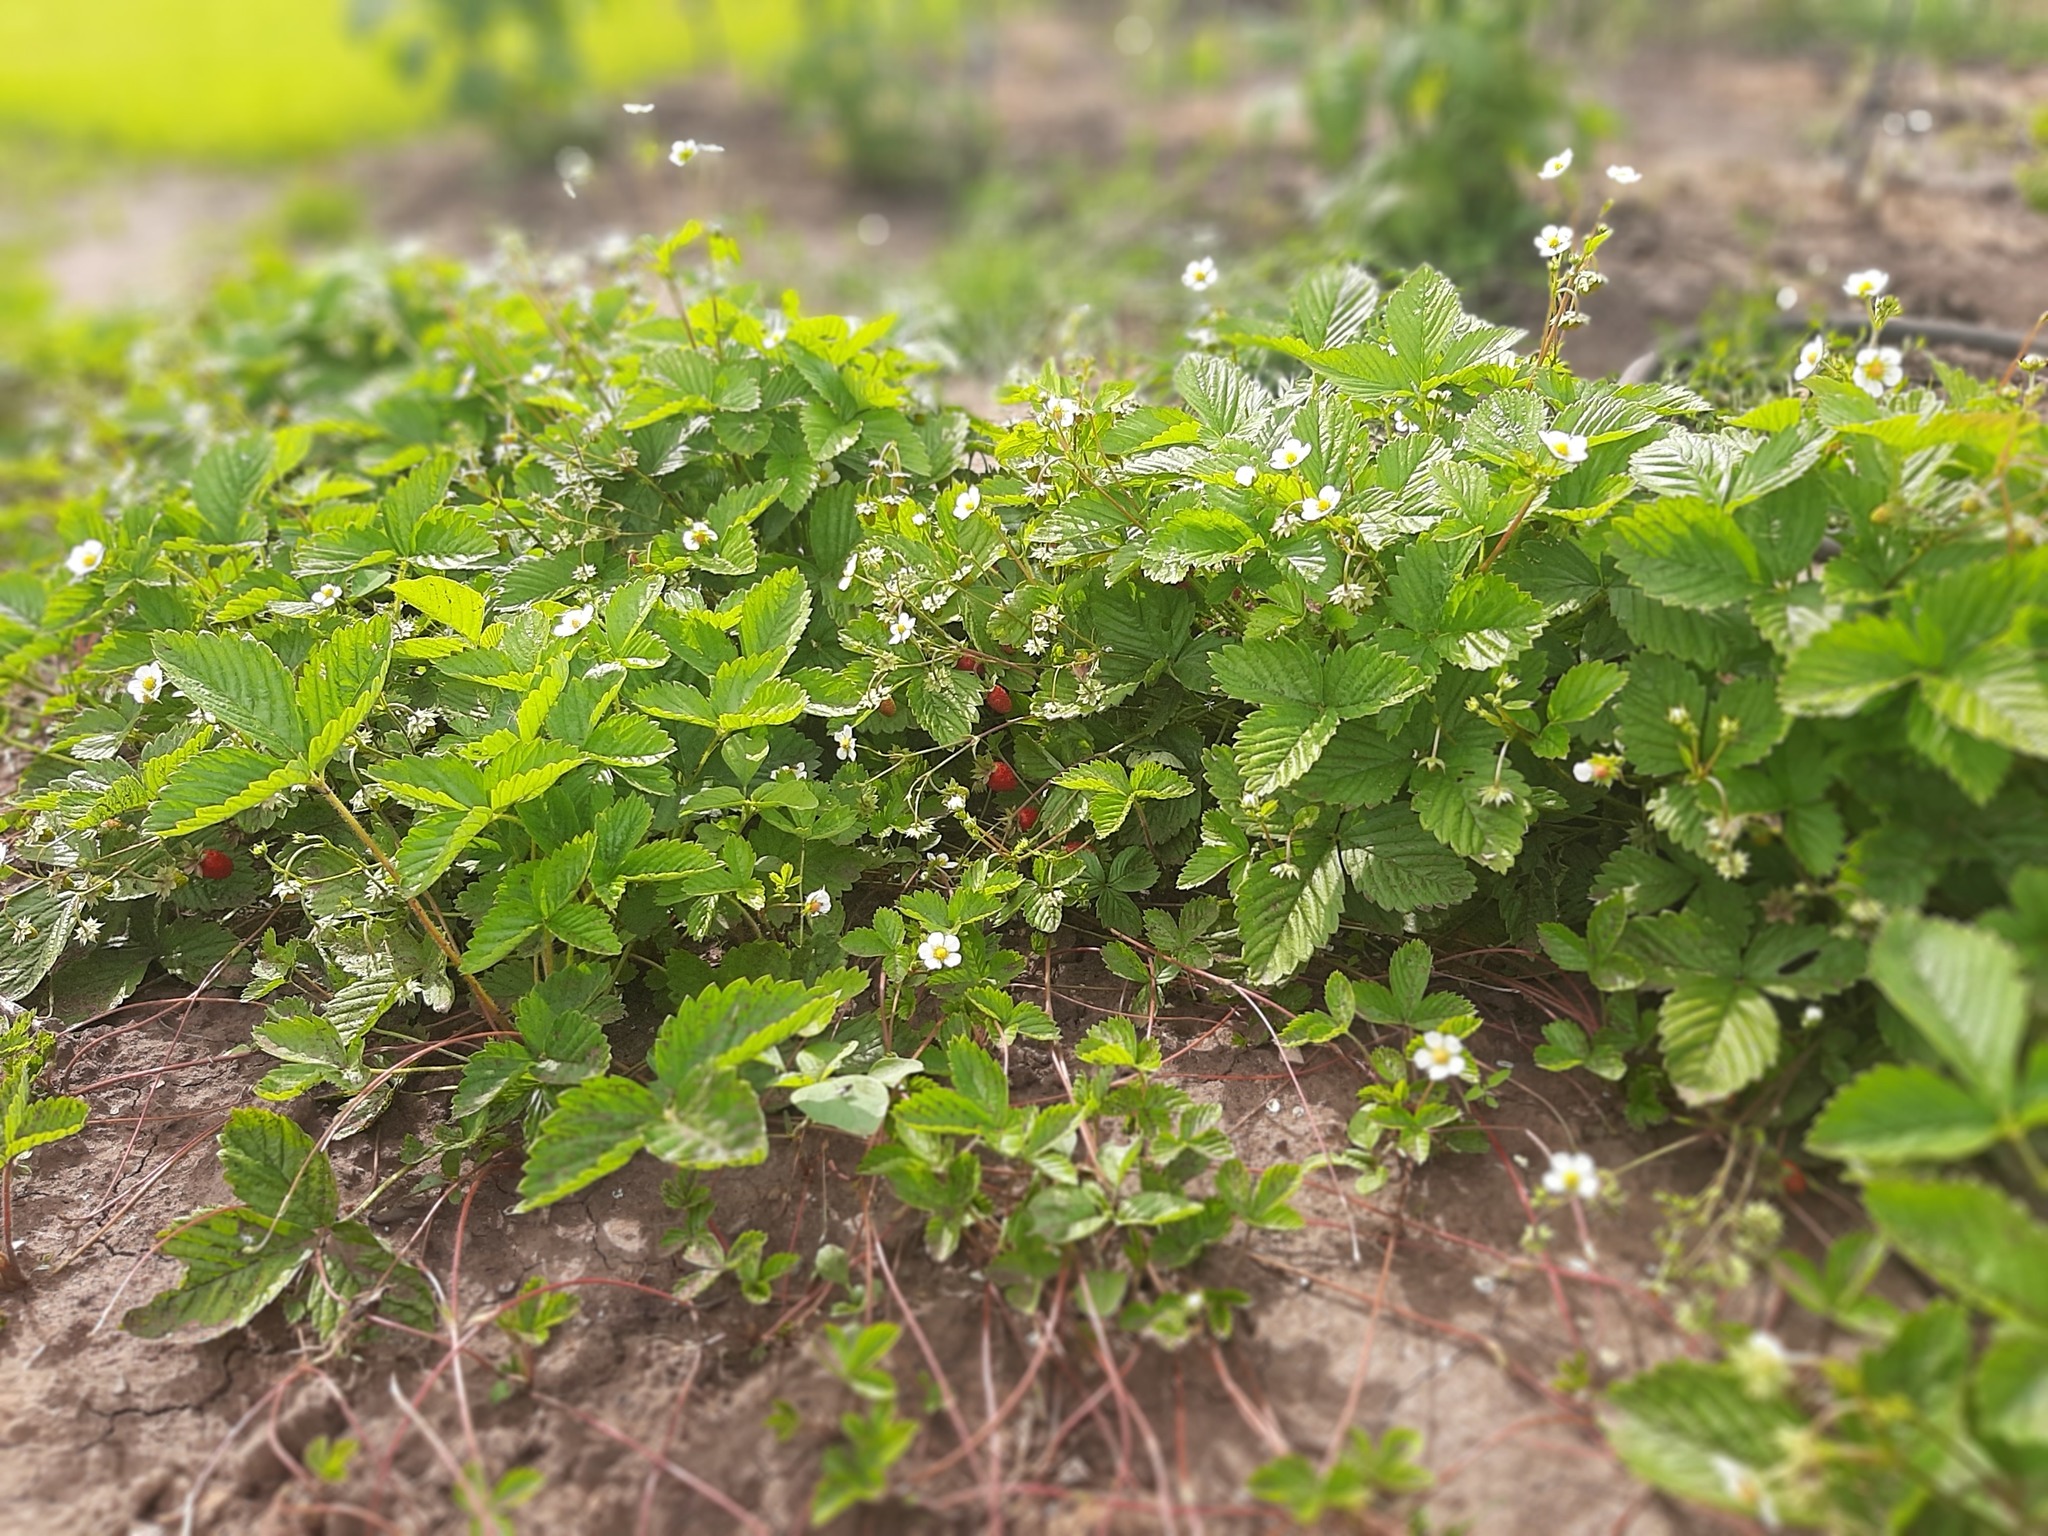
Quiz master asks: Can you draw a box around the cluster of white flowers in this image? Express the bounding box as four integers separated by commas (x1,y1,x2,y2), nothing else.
918,931,963,970
1022,602,1063,656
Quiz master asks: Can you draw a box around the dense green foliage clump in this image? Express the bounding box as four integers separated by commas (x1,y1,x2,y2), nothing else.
1,226,2045,1530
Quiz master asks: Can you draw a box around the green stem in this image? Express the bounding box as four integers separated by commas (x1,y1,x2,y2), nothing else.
312,780,506,1030
2010,1126,2048,1194
0,1159,26,1290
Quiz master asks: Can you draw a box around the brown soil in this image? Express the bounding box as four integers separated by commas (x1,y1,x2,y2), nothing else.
0,948,1814,1535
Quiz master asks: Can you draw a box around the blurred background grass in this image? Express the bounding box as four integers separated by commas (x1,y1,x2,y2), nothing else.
0,0,2042,394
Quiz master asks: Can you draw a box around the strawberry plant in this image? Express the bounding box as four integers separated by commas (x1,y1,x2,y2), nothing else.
0,1021,87,1289
0,214,2043,1530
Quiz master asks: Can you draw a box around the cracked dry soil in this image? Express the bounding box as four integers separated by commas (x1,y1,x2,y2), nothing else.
0,959,1758,1535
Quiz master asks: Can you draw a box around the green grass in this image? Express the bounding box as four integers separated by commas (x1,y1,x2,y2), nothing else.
0,0,808,162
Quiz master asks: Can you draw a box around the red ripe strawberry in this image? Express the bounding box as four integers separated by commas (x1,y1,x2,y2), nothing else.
955,653,983,674
984,684,1013,715
1017,804,1039,831
1780,1165,1808,1197
987,762,1020,793
879,696,897,717
1063,838,1089,853
198,849,235,881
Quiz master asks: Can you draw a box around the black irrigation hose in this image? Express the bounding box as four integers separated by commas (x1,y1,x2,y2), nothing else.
1618,312,2038,386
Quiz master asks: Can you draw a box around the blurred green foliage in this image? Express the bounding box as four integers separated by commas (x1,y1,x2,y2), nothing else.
770,0,994,192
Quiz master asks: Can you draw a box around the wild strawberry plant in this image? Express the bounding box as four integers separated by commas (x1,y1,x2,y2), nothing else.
0,226,2044,1529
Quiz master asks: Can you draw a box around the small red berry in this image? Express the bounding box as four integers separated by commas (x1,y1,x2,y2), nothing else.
1063,838,1089,853
1017,804,1039,831
984,684,1013,715
879,696,897,717
955,653,983,674
1780,1165,1808,1197
987,762,1020,793
198,849,234,881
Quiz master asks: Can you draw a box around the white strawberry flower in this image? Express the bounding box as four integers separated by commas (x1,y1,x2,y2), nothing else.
127,662,167,705
1041,395,1080,429
1606,163,1641,184
1269,436,1311,471
1540,429,1589,465
669,139,723,166
887,611,916,644
1539,147,1574,179
1794,336,1827,381
1842,268,1890,299
1853,345,1904,398
952,484,980,519
1412,1030,1467,1082
680,520,718,551
945,791,967,812
65,539,106,577
553,604,594,638
623,102,655,114
1181,256,1219,292
1299,484,1341,521
1234,464,1257,486
833,724,857,762
802,889,832,917
917,930,964,970
1541,1150,1601,1200
311,583,344,609
1534,224,1574,260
